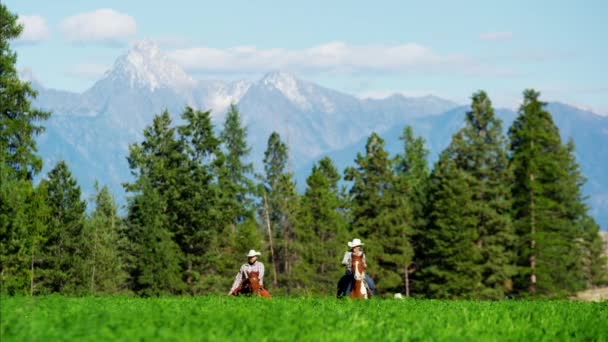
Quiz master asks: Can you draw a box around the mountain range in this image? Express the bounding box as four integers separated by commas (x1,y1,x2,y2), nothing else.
26,40,608,230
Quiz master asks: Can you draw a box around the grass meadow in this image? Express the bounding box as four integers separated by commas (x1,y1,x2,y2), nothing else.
1,296,607,341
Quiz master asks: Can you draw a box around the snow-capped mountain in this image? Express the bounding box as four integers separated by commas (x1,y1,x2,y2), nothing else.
27,40,608,230
105,40,196,92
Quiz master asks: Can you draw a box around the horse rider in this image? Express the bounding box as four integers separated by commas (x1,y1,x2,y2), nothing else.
337,238,377,297
229,249,266,295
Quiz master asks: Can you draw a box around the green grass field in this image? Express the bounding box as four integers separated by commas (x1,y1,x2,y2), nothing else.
2,296,607,341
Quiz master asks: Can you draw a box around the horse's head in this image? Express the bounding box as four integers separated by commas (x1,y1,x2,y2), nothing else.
247,271,262,294
350,253,368,299
351,254,365,277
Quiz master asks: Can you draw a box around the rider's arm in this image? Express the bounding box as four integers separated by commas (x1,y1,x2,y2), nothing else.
341,252,350,266
363,253,368,269
228,265,245,295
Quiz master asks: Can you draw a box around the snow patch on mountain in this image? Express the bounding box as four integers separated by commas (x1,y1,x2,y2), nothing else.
203,80,253,114
261,71,312,110
106,40,195,92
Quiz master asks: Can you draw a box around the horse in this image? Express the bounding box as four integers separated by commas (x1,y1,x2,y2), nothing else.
350,253,369,300
231,271,271,298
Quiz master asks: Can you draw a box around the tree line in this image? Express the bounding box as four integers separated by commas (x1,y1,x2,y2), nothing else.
1,4,606,298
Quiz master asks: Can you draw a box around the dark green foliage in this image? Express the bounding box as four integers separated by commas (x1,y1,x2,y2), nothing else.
0,3,50,295
509,89,600,297
420,154,482,298
176,107,226,293
219,104,255,225
87,184,127,294
123,179,183,296
37,161,88,295
0,4,50,181
123,111,186,295
261,132,300,293
0,173,48,295
345,132,414,293
446,91,516,299
294,157,348,294
395,126,430,295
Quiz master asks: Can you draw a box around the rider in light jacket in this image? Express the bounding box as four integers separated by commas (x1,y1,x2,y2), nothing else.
229,249,265,295
338,238,377,297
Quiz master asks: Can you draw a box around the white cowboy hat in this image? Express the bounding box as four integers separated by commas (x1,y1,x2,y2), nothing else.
246,249,261,257
347,238,364,248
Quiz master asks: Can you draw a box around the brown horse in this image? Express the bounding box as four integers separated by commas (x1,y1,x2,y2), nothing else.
350,253,369,300
231,271,271,298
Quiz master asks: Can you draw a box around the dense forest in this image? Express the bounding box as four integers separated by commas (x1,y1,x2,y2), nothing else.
1,4,606,298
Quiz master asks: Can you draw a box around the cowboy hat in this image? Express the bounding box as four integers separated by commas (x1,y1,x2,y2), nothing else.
347,238,364,248
246,249,262,257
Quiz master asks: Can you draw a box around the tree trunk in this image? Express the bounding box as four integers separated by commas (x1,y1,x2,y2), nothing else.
263,193,278,287
90,224,98,294
30,249,35,296
404,264,410,297
529,171,537,294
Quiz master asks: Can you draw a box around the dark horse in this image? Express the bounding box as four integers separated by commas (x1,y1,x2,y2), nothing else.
230,271,271,298
350,253,369,300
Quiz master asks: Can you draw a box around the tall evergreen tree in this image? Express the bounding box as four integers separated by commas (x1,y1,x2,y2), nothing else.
87,184,127,294
294,157,348,294
123,178,184,296
448,91,516,299
420,154,482,298
214,104,259,291
219,104,255,226
124,111,185,295
176,107,225,293
37,161,88,295
395,126,430,295
0,4,50,181
0,3,50,295
509,89,591,296
261,132,299,293
345,132,414,293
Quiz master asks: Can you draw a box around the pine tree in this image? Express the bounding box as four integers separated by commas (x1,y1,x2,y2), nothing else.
0,170,48,295
261,132,299,293
87,183,127,294
562,139,606,290
448,91,516,299
0,4,50,181
213,104,258,292
420,154,482,298
123,178,184,296
37,161,88,295
176,107,225,293
345,132,414,293
294,157,348,295
124,111,186,295
509,89,590,296
0,3,50,295
395,126,430,296
219,104,255,227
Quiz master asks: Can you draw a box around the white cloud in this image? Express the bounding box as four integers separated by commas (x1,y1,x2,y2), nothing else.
66,63,109,79
169,41,507,76
16,15,49,44
479,31,513,41
60,9,136,46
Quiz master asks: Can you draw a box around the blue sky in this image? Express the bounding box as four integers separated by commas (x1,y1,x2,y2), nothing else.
6,0,608,113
